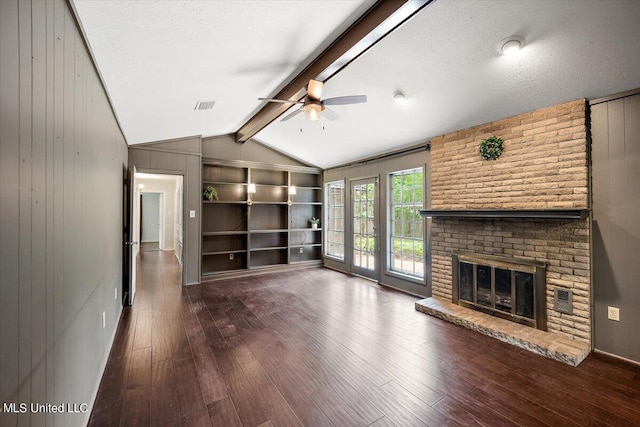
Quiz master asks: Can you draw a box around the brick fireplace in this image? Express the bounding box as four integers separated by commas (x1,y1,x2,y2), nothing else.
417,99,592,365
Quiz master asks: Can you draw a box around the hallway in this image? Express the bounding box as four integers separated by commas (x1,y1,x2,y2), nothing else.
89,253,640,426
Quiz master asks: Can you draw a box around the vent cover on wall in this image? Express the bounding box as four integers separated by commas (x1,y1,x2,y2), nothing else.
194,100,216,110
554,288,573,314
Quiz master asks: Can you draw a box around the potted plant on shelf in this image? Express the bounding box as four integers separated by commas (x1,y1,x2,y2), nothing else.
202,186,219,202
309,217,320,229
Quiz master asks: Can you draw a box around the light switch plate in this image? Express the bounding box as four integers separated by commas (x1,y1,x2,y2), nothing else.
189,210,196,218
607,306,620,321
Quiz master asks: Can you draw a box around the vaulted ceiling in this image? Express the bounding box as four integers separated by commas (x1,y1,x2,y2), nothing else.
74,0,640,169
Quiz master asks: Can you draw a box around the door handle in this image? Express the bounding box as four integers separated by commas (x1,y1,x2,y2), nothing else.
125,241,138,246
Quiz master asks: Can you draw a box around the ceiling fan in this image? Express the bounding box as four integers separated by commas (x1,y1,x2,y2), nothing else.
258,79,367,122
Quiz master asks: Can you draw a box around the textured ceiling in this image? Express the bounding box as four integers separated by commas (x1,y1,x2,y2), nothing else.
256,0,640,168
74,0,640,169
73,0,373,144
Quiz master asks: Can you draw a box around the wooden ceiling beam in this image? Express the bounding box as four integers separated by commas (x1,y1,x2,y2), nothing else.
234,0,433,143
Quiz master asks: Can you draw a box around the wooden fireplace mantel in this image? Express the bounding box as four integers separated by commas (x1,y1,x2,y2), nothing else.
419,209,590,220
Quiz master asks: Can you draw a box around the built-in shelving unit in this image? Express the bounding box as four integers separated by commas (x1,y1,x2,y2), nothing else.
201,160,323,279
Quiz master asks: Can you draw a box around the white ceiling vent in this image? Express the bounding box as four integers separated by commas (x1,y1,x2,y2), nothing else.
194,101,216,111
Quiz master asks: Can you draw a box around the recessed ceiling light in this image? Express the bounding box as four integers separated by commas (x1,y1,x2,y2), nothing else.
393,91,406,103
498,35,525,55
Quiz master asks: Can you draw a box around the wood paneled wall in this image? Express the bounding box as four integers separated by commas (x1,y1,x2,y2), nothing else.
0,1,128,425
591,90,640,363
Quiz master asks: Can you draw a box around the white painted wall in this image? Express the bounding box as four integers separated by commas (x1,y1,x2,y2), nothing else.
141,193,160,243
136,176,179,250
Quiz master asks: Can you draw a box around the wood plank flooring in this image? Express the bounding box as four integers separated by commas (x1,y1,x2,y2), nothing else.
89,251,640,426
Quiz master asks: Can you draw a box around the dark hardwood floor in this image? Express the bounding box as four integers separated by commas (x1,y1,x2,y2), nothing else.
89,251,640,426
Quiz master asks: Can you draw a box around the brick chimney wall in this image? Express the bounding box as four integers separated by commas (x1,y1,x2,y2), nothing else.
430,99,590,343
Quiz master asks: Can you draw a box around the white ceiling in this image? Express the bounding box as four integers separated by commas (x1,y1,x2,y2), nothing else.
74,0,640,169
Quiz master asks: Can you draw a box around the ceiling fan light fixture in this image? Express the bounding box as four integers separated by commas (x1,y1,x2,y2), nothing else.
498,35,525,55
303,103,323,122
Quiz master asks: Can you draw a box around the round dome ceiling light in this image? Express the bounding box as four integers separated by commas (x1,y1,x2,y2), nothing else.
498,35,525,55
393,91,406,103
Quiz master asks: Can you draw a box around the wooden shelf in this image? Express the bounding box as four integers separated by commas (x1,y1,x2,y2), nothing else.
290,228,322,232
250,201,287,205
255,183,288,188
203,201,247,205
202,231,248,236
251,229,288,234
250,246,288,252
290,244,322,248
203,250,246,256
203,181,248,186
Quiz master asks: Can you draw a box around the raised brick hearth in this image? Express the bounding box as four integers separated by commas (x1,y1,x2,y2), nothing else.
420,99,591,363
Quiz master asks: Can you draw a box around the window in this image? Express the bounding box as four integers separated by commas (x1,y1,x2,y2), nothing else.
389,168,424,278
325,180,345,260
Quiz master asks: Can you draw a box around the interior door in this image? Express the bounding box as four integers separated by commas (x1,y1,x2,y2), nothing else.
128,167,139,304
351,178,378,280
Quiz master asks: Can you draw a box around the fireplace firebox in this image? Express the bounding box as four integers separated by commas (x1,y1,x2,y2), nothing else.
452,252,547,330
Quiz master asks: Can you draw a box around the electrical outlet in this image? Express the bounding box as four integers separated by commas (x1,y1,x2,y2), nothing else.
299,247,304,254
115,288,118,300
229,253,234,260
102,311,106,329
607,306,620,321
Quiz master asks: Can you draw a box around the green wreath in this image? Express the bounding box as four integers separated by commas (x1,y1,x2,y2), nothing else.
479,136,504,161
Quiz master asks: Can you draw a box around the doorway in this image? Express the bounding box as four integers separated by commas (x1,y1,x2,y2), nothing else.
126,172,184,305
351,177,378,280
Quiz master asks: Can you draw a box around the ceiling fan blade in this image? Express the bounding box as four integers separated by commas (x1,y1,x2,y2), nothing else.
258,97,303,104
307,79,323,101
281,108,303,122
322,95,367,106
322,107,339,121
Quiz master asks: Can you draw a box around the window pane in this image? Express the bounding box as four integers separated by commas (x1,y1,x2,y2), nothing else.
325,181,345,260
388,168,424,278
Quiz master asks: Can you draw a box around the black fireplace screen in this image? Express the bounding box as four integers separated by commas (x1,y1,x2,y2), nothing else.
453,253,546,330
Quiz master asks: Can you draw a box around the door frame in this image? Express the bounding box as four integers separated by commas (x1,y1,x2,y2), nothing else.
350,176,379,280
129,166,140,305
133,170,186,287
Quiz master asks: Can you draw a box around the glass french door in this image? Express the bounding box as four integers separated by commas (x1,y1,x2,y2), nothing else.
351,178,377,280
